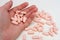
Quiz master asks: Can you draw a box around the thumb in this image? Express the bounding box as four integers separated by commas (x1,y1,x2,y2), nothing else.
2,1,13,10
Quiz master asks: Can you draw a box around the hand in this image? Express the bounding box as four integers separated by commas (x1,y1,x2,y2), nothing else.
0,1,38,40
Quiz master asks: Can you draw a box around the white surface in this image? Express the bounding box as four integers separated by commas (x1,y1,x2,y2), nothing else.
0,0,60,40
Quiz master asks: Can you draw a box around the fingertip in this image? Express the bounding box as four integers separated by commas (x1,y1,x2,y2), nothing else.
7,0,13,6
30,13,36,20
3,0,13,10
33,7,38,13
21,2,29,7
9,0,13,7
24,2,29,5
10,0,13,3
32,5,38,12
14,2,29,10
24,5,38,18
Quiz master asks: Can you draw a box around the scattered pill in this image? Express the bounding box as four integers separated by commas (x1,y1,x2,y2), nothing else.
32,35,40,39
32,27,38,32
42,32,49,36
37,27,43,32
48,32,54,37
27,30,35,35
25,27,33,31
52,27,58,34
22,34,26,40
32,35,42,40
46,15,52,21
11,10,58,40
35,13,41,18
37,24,43,27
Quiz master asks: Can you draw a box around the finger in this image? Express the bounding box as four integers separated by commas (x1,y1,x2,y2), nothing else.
10,5,37,18
24,12,36,28
9,2,28,17
11,2,28,12
24,6,38,18
2,0,13,10
9,11,15,18
23,5,36,13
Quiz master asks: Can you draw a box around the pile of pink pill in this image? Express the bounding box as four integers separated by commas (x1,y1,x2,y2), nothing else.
11,10,27,24
11,10,58,40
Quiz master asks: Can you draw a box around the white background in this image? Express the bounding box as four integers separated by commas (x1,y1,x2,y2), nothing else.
0,0,60,40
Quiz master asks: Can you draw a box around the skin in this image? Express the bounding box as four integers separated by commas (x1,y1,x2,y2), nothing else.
0,1,38,40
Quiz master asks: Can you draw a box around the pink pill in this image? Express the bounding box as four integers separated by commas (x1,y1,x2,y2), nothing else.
32,27,37,32
42,32,49,36
34,26,43,32
25,27,32,31
32,35,42,40
27,30,35,35
37,23,43,27
39,13,46,19
32,36,40,39
17,18,21,23
35,13,41,18
19,14,23,17
11,17,17,21
23,16,27,23
48,32,54,37
22,34,26,40
49,27,54,33
32,39,42,40
16,10,20,14
52,27,58,34
46,21,56,27
37,27,43,32
21,11,26,15
46,15,52,21
11,21,18,24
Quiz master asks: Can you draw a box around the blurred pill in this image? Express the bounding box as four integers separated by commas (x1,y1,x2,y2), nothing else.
11,21,18,24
